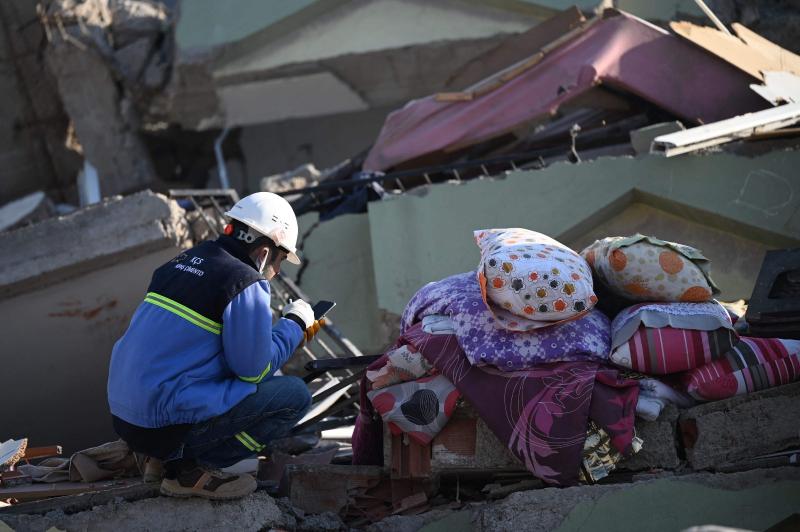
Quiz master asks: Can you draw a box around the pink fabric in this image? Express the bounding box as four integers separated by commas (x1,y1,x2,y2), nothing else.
363,11,766,172
679,337,800,401
610,326,739,375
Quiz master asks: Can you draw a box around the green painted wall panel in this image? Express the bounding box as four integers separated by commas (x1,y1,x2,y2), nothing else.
368,151,800,315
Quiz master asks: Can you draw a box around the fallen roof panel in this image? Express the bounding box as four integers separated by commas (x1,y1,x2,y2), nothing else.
363,9,767,172
651,102,800,157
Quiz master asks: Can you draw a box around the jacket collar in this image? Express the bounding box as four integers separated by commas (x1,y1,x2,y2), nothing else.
216,235,262,274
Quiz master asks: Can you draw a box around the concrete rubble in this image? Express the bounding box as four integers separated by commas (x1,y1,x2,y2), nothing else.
0,191,192,452
39,0,175,197
680,381,800,471
2,467,798,532
1,3,799,531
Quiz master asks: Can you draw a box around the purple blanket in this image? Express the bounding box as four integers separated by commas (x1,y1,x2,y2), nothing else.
353,323,639,486
401,272,611,370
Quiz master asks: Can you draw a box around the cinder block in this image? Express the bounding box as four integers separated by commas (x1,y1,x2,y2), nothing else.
680,381,800,471
620,404,681,471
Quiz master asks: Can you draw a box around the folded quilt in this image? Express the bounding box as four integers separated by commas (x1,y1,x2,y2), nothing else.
401,272,610,370
401,322,639,486
611,301,733,349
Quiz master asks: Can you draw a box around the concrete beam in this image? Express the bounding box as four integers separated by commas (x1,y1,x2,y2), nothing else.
0,191,190,301
680,381,800,471
474,467,800,532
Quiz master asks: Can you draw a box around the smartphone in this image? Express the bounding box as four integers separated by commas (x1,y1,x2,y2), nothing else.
312,300,336,320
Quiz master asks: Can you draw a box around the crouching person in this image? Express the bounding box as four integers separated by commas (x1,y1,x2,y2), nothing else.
107,193,323,500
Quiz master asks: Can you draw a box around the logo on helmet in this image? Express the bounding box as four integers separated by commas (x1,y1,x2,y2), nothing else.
236,229,257,244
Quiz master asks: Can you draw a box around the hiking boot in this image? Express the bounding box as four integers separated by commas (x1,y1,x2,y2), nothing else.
160,466,256,500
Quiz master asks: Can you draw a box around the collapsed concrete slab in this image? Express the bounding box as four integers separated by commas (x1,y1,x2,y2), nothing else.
473,466,800,532
680,381,800,471
0,191,191,452
0,191,190,300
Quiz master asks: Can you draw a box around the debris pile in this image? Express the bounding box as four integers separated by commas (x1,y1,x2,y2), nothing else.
274,7,800,221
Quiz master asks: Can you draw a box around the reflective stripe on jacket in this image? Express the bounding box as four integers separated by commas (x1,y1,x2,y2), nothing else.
107,236,304,428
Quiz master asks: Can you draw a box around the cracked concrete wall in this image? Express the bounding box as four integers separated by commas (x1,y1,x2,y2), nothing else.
241,106,394,190
282,211,398,355
0,191,192,452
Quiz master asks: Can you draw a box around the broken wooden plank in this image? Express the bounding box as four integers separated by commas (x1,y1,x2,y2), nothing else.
652,102,800,156
0,482,158,515
0,478,143,503
22,446,62,461
670,21,800,80
733,23,800,76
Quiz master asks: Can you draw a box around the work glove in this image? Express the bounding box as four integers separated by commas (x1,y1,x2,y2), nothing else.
283,299,314,329
303,318,326,344
283,299,325,343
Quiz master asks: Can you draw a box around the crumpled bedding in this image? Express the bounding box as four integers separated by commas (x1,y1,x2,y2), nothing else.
401,272,611,371
354,321,640,486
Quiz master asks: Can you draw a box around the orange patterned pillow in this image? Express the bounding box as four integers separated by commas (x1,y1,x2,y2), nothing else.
580,234,719,303
475,228,596,331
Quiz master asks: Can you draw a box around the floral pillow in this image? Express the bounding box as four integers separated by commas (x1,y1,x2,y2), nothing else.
474,228,596,331
367,375,460,445
678,337,800,401
581,234,719,303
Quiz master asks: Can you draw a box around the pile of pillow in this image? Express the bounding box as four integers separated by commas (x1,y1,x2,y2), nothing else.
581,234,800,401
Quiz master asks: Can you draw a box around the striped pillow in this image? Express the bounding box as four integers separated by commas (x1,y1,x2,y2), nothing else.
680,337,800,401
610,325,738,375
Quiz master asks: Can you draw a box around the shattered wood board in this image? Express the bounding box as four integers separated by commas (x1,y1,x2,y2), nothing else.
0,478,144,503
733,23,800,77
0,482,159,516
651,102,800,156
670,21,800,80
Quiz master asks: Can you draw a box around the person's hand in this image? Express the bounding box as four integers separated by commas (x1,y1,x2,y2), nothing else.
283,299,314,328
304,318,326,343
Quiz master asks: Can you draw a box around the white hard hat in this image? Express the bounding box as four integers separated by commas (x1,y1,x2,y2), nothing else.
224,192,301,264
